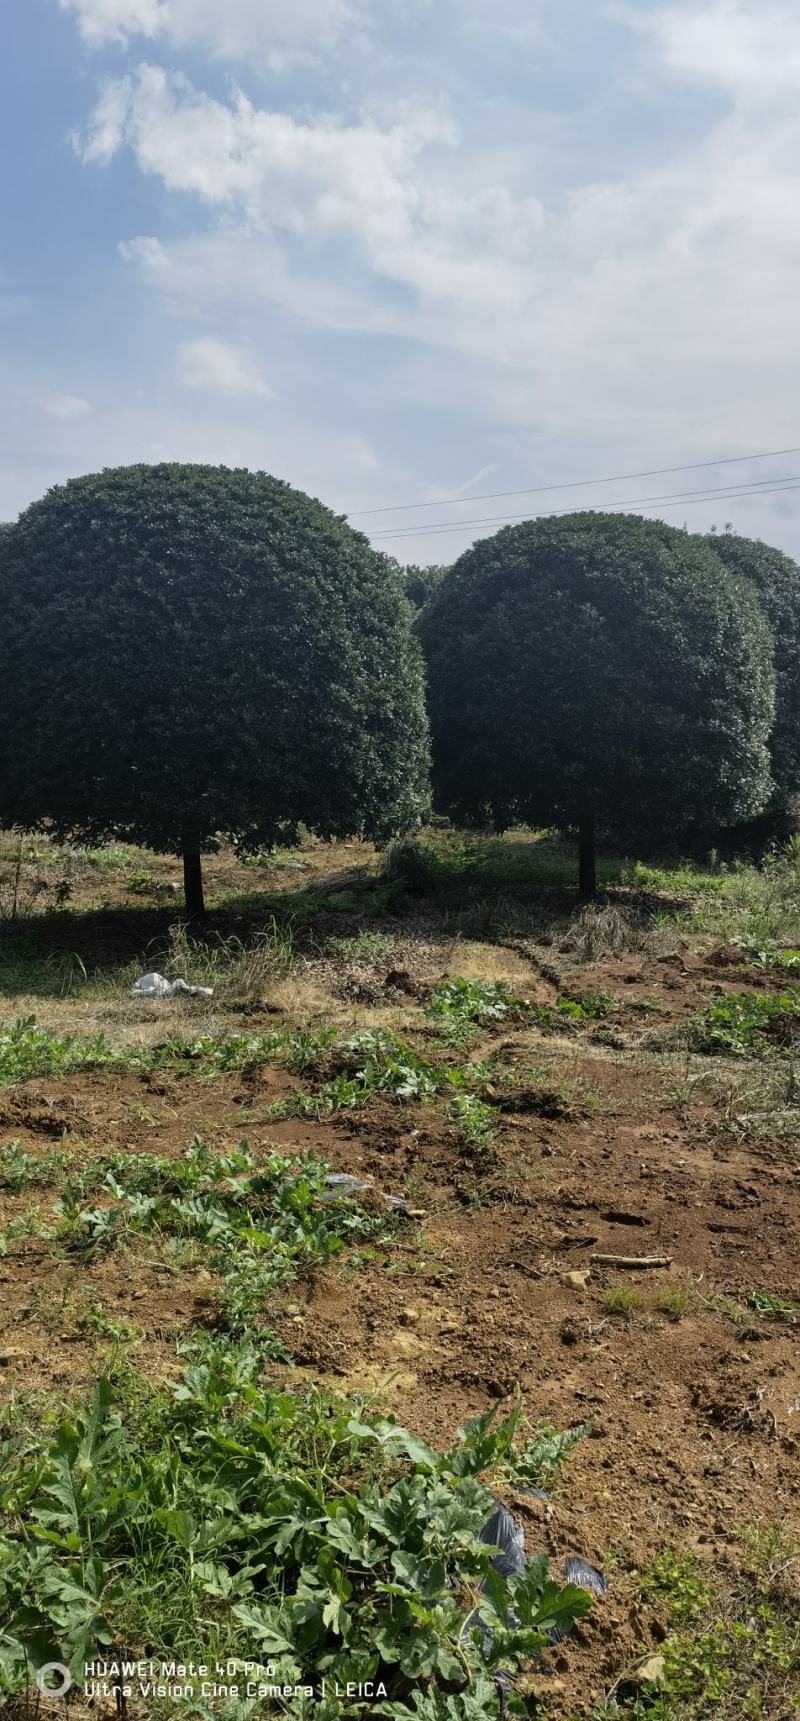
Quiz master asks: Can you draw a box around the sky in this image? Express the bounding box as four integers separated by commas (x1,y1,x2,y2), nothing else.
2,0,800,563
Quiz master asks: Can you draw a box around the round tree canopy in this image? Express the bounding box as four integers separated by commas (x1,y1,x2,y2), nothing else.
419,511,775,841
709,532,800,805
0,464,429,860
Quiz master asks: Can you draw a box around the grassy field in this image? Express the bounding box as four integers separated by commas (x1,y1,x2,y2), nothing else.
0,827,799,1720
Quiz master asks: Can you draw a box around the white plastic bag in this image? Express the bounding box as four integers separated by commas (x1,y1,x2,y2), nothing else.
131,972,214,999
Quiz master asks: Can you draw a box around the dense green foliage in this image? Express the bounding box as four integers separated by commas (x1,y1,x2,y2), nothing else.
419,514,776,885
0,465,429,902
404,564,450,613
709,532,800,815
0,1348,590,1713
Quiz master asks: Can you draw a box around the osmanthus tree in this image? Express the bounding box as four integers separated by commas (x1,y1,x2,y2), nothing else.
403,563,450,613
708,532,800,820
418,512,776,896
0,464,429,915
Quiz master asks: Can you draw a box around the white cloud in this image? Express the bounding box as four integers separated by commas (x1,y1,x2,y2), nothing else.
419,464,501,503
60,0,358,67
177,337,274,398
627,0,800,101
77,66,536,312
60,0,162,45
118,234,170,272
92,36,800,468
52,0,800,559
44,393,93,419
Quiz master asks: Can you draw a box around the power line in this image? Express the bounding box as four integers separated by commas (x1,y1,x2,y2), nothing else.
349,443,800,519
370,474,800,544
373,475,800,542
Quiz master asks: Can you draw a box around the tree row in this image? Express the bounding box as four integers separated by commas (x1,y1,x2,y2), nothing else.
1,463,798,907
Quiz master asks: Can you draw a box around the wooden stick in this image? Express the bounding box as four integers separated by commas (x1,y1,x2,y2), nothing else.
590,1252,672,1269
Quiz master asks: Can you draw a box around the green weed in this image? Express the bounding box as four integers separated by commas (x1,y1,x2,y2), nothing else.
747,1288,800,1323
306,1032,443,1110
0,1208,50,1258
428,978,517,1047
0,1017,125,1087
620,1541,800,1720
55,1141,382,1339
73,843,139,867
638,1549,714,1620
0,1140,67,1191
0,1356,591,1711
689,991,800,1057
734,937,800,972
553,989,615,1022
447,1093,497,1149
499,1421,589,1491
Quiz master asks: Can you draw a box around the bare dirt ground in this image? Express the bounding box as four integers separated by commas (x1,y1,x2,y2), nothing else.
1,835,799,1717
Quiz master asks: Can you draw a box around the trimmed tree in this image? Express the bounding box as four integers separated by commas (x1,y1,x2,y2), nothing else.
0,464,429,914
403,564,450,614
708,532,800,821
418,512,776,896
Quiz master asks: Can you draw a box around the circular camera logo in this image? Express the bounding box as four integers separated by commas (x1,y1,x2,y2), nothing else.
36,1663,73,1698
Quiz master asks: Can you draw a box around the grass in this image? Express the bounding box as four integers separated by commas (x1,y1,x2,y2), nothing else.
382,831,629,898
159,920,296,1004
655,1283,700,1322
327,929,398,963
71,843,140,869
603,1537,800,1719
381,830,800,926
564,904,655,961
602,1285,643,1317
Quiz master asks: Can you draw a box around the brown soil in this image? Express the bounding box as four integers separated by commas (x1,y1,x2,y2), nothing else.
2,1039,799,1714
2,842,800,1715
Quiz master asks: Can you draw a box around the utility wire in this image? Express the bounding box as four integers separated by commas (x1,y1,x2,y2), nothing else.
371,473,800,544
349,443,800,519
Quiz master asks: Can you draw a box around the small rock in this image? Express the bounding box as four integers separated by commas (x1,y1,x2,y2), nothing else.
628,1653,667,1690
0,1348,24,1366
524,1676,566,1698
399,1306,420,1325
564,1269,591,1291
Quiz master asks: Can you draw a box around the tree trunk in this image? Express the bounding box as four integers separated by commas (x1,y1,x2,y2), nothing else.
578,812,597,900
182,844,205,919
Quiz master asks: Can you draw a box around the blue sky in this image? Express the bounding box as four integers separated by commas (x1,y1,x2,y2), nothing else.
2,0,800,562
